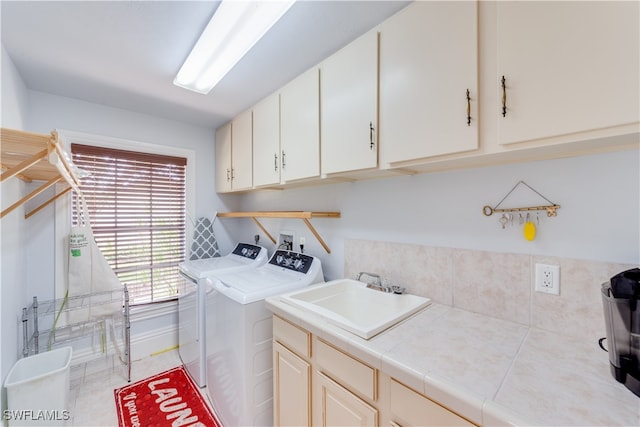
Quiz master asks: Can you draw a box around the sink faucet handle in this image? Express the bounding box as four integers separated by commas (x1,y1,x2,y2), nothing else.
390,285,406,294
356,272,382,285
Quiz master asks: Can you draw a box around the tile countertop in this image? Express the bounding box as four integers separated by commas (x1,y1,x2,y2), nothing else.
265,297,640,426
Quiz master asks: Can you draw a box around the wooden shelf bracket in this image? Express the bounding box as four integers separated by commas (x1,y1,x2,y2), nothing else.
216,211,340,253
1,128,83,219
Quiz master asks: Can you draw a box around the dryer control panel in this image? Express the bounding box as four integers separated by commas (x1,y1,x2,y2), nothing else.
269,250,314,274
232,243,263,260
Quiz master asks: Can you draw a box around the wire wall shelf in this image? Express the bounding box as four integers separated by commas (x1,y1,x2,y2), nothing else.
21,286,131,382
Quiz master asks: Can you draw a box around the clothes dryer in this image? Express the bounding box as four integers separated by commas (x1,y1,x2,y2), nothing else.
205,249,324,427
178,243,268,387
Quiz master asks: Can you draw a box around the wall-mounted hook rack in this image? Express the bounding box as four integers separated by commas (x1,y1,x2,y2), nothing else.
482,180,560,217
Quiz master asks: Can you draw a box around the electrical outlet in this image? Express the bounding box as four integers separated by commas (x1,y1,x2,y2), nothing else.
535,263,560,295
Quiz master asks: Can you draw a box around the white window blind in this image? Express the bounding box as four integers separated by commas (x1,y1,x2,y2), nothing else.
71,143,187,305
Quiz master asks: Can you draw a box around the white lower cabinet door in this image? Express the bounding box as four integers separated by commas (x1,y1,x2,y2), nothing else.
314,371,378,427
273,341,311,427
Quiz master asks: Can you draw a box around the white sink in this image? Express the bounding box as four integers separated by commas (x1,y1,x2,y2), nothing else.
279,279,431,339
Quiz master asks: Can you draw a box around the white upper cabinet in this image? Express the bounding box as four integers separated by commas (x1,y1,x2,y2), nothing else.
230,109,253,191
497,1,639,145
280,67,321,183
215,123,232,193
252,92,281,188
379,1,478,167
321,29,378,175
214,112,253,193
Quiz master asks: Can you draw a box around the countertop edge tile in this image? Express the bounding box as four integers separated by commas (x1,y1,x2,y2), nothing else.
421,370,486,426
482,401,535,427
380,353,425,393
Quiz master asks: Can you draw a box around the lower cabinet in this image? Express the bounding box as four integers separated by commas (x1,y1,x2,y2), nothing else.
273,341,311,427
272,314,476,427
314,371,378,427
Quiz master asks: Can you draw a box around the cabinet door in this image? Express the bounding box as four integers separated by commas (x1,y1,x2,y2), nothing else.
230,109,253,190
321,29,378,175
314,371,378,427
253,93,281,188
379,1,478,167
273,341,311,427
389,379,474,427
497,1,640,145
215,122,232,193
280,67,320,183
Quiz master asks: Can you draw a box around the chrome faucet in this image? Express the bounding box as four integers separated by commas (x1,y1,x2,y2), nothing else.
355,272,405,294
356,272,387,292
356,271,382,287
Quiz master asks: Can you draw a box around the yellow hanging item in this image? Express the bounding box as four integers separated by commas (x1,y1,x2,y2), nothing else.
523,221,536,241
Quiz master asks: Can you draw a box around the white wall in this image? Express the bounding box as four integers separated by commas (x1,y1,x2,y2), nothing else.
236,148,640,281
0,44,30,414
1,46,28,129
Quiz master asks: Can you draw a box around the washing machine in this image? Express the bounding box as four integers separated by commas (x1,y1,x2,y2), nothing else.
205,249,324,427
178,242,268,387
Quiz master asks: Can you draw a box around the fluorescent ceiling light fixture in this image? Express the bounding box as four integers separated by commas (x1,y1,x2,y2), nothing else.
174,0,295,94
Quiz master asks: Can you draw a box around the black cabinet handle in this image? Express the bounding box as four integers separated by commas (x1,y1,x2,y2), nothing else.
369,122,375,150
466,89,471,126
501,75,507,117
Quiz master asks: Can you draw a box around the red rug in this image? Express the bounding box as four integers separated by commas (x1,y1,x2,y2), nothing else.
114,366,221,427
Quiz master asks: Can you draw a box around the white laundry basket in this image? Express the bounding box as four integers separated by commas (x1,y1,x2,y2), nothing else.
4,346,72,426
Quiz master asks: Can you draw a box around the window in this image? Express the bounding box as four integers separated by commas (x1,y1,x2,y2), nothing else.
71,144,187,305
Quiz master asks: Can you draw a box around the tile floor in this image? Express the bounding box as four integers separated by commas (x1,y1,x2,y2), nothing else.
69,348,211,426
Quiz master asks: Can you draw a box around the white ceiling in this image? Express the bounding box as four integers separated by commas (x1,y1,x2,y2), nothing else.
1,0,410,129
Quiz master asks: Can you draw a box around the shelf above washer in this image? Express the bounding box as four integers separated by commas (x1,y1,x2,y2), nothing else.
216,211,340,253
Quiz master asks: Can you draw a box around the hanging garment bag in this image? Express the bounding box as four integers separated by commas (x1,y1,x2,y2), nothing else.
66,200,123,324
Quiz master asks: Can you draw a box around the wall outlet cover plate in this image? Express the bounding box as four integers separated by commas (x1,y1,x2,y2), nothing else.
535,263,560,295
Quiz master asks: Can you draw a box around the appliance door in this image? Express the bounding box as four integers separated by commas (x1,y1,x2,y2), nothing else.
178,271,208,387
207,284,275,427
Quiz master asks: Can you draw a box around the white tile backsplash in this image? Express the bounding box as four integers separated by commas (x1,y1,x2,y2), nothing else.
453,249,530,325
344,240,454,305
344,239,636,341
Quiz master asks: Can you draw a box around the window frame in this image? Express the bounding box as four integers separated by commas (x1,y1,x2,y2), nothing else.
54,130,196,310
